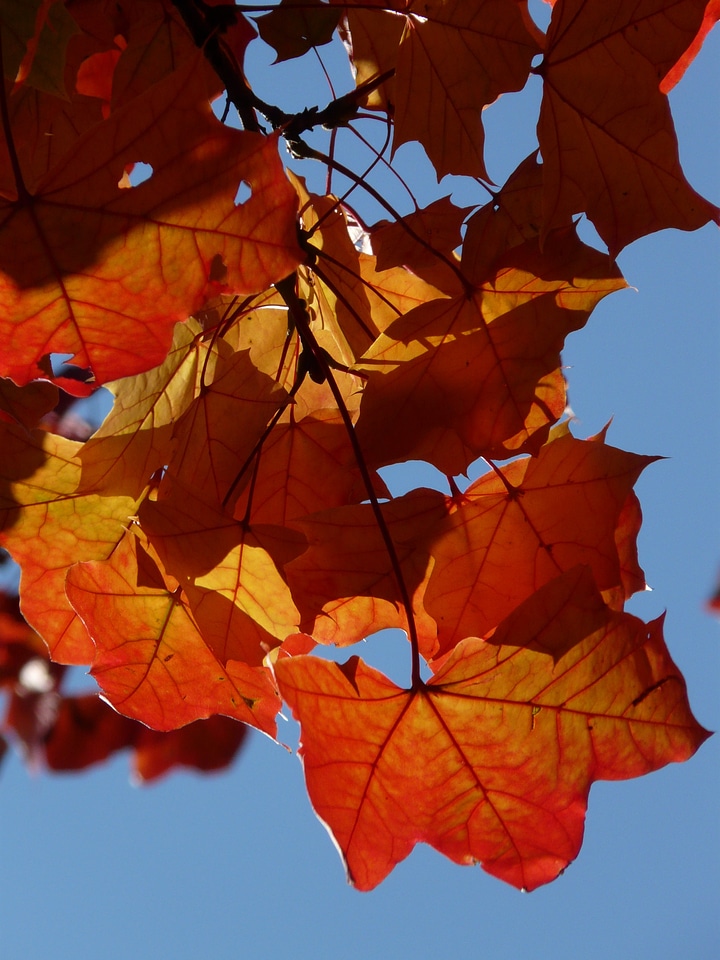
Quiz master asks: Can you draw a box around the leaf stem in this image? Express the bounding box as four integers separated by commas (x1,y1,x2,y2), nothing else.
289,139,472,294
221,375,303,511
275,274,423,688
170,0,286,132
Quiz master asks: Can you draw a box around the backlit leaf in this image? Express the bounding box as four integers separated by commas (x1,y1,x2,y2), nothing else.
538,0,719,253
355,229,625,475
0,421,138,663
0,53,302,386
65,530,281,734
277,567,709,891
423,428,656,655
392,0,541,179
285,488,447,650
256,0,340,62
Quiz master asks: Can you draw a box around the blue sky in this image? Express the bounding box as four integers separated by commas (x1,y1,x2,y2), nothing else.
1,6,718,959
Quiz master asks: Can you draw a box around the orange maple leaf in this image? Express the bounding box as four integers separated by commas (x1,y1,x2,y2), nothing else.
285,488,447,649
371,196,471,277
295,178,450,362
423,427,656,656
336,1,542,179
0,421,138,664
355,228,625,475
276,567,709,891
140,486,303,659
65,529,281,734
0,52,302,386
167,345,288,507
76,319,203,497
231,407,390,526
337,3,404,111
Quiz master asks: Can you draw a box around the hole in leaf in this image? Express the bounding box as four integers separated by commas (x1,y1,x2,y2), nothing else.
46,353,94,389
119,162,154,189
130,161,153,186
49,352,75,372
234,180,252,205
575,216,606,250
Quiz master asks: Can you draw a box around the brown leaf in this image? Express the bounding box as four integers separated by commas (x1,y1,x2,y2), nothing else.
355,229,625,474
392,0,541,178
538,0,719,253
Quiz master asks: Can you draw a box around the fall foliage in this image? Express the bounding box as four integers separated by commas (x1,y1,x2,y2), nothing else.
0,0,716,891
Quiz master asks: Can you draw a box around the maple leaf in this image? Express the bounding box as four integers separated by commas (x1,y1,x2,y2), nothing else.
391,0,542,179
422,427,656,656
42,693,140,772
92,2,203,111
74,43,122,117
231,406,390,526
660,0,720,92
12,95,79,178
0,588,250,780
371,196,471,276
76,319,203,497
44,694,248,782
0,10,111,196
255,0,340,62
335,0,542,178
276,567,709,891
0,51,302,386
0,0,714,893
2,0,79,98
460,151,549,280
139,487,303,656
354,228,625,475
0,376,57,429
1,0,48,85
65,529,281,734
163,343,288,506
337,3,404,111
285,487,447,649
295,177,450,362
537,0,719,253
0,420,138,664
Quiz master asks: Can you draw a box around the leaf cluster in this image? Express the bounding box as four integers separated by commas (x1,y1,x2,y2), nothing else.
0,0,715,890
